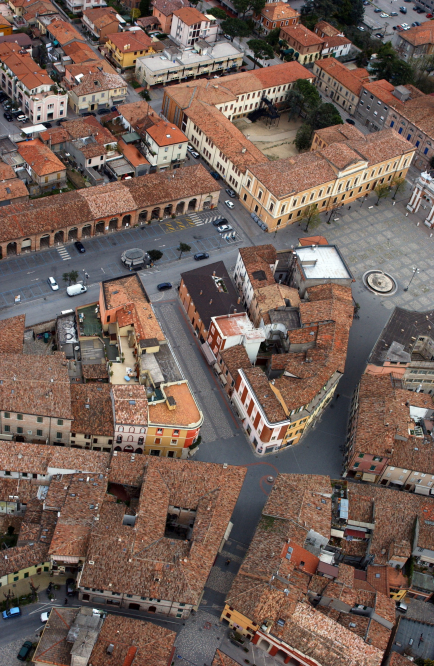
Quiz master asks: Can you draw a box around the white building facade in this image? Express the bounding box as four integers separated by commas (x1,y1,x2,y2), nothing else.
407,171,434,227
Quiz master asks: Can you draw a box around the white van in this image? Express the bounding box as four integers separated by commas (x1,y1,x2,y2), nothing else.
66,284,87,297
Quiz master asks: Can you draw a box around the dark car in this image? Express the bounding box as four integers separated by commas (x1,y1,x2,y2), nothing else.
44,122,52,128
110,106,117,112
3,112,13,121
157,282,172,291
66,577,75,596
412,20,421,25
83,111,96,117
194,252,209,261
56,119,65,126
345,118,355,125
374,7,381,11
212,218,227,226
225,188,236,198
390,11,398,15
209,171,221,180
17,641,33,662
375,32,384,37
74,241,85,254
97,108,108,115
400,6,407,12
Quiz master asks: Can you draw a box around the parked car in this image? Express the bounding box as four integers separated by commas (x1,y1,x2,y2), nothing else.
67,284,87,297
390,10,398,14
3,607,21,619
427,12,433,17
187,144,194,152
224,33,233,40
74,240,85,253
41,612,49,623
66,578,75,596
110,106,117,112
224,200,235,209
56,118,66,126
396,601,407,613
345,118,355,125
16,114,26,122
190,150,200,159
83,111,96,117
17,641,33,662
374,6,382,11
157,282,172,291
209,171,221,180
375,32,384,37
97,108,108,115
412,20,421,25
416,6,424,11
194,252,209,261
380,12,389,17
3,112,13,121
217,224,233,233
47,276,59,291
225,188,236,197
400,6,407,12
358,25,365,30
212,217,227,226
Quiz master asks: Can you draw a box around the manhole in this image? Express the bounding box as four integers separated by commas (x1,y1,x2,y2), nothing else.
362,270,397,296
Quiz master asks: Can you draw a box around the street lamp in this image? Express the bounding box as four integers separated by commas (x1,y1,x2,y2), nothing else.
404,267,419,292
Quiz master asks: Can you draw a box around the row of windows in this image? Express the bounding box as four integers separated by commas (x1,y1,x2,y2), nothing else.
3,425,61,438
3,413,64,425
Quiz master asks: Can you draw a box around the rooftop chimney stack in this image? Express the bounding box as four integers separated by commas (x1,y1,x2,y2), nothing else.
209,299,213,304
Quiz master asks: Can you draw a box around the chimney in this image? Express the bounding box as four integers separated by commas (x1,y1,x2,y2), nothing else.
213,270,216,276
209,299,213,304
234,309,237,314
200,290,203,295
237,297,241,304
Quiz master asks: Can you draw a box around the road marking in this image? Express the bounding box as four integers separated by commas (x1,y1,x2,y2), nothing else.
57,245,71,261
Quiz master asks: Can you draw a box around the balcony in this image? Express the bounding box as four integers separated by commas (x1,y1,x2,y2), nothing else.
110,340,137,385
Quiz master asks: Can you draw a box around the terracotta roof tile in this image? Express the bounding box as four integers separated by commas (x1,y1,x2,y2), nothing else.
112,384,148,426
80,458,246,605
280,23,325,47
46,18,86,46
152,0,187,16
71,384,113,437
107,29,152,52
398,20,434,46
18,139,65,177
89,614,176,666
173,6,207,25
315,57,369,96
71,70,126,97
0,315,25,354
148,382,202,427
260,2,299,21
108,451,147,487
0,41,54,90
219,344,252,380
33,607,78,666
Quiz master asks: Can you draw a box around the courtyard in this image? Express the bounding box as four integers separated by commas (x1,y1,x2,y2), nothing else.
232,114,303,161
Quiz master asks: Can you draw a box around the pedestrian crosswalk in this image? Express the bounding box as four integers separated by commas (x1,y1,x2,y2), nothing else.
57,245,71,261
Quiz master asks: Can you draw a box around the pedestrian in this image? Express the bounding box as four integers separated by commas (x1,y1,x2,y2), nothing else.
335,393,340,400
64,598,68,605
225,559,231,566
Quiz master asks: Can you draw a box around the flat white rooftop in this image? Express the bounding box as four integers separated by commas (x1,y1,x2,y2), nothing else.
138,41,242,75
295,245,352,280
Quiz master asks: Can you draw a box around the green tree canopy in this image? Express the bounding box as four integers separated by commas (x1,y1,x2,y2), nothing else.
301,0,363,26
370,42,413,85
265,27,280,47
295,124,313,151
220,17,251,39
139,0,151,17
206,7,227,19
374,182,390,206
247,39,275,66
177,242,191,259
308,102,343,130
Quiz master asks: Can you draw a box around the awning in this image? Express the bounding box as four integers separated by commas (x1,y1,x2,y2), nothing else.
53,556,80,563
362,473,377,482
122,131,140,143
201,342,216,365
220,374,227,386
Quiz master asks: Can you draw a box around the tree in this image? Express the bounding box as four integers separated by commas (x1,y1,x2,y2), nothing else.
220,17,250,39
287,89,304,120
265,27,280,48
3,590,14,610
29,580,39,603
232,0,265,19
308,102,343,130
299,204,321,233
207,7,227,19
131,7,141,19
301,0,363,26
295,78,321,113
374,182,390,206
139,0,151,17
148,249,163,261
177,242,191,259
391,177,406,200
370,42,413,85
247,39,274,67
62,271,79,285
295,124,313,151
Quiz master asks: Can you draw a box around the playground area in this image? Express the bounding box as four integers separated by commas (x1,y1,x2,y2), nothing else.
233,113,304,161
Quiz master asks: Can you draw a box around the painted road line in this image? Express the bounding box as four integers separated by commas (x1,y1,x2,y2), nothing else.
57,245,71,260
